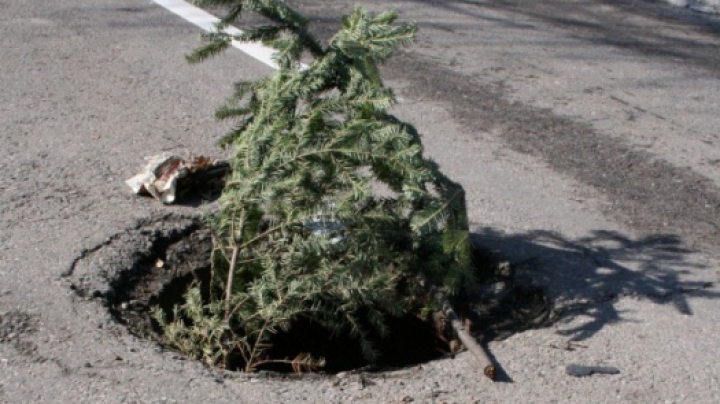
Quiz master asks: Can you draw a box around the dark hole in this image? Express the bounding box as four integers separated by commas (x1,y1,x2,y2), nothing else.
105,224,551,374
152,266,449,373
107,228,450,373
248,312,449,373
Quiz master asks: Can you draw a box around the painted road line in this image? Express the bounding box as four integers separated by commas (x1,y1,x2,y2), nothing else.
152,0,279,69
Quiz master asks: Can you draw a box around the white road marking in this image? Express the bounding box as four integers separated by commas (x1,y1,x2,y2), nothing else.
152,0,280,69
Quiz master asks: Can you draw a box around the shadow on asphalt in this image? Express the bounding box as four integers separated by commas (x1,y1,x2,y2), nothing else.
471,228,719,341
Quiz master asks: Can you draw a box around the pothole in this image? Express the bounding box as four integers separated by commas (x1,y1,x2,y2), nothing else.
66,214,553,374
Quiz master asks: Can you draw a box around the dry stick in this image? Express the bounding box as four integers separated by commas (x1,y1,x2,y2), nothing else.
225,245,239,321
225,209,247,320
419,274,496,380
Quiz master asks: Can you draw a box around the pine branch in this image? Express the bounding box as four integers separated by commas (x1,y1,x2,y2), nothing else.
186,33,232,63
159,0,485,371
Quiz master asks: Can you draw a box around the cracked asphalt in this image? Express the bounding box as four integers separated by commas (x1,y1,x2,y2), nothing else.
2,0,720,402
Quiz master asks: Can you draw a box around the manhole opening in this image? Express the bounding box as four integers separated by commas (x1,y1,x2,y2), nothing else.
101,220,552,374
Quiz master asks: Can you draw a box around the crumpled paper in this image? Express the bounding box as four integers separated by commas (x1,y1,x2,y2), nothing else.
125,152,189,204
126,153,230,204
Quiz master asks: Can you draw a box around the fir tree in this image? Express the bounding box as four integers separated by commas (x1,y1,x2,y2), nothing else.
156,0,479,371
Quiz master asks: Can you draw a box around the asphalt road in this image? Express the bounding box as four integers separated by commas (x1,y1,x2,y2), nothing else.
2,0,720,402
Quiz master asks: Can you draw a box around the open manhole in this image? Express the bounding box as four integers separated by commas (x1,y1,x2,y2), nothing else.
66,214,553,374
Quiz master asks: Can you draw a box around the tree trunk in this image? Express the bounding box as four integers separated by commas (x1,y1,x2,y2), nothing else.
419,275,496,380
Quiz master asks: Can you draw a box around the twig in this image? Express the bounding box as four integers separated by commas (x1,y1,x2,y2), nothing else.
246,320,271,372
418,274,496,380
225,246,239,321
225,208,247,320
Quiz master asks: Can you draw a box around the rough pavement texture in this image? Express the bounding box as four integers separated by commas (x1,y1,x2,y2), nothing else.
2,0,720,403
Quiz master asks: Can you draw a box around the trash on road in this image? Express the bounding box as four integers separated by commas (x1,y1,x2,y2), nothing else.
125,152,229,204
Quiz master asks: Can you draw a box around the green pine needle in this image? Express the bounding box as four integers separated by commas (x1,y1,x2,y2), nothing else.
157,0,481,371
